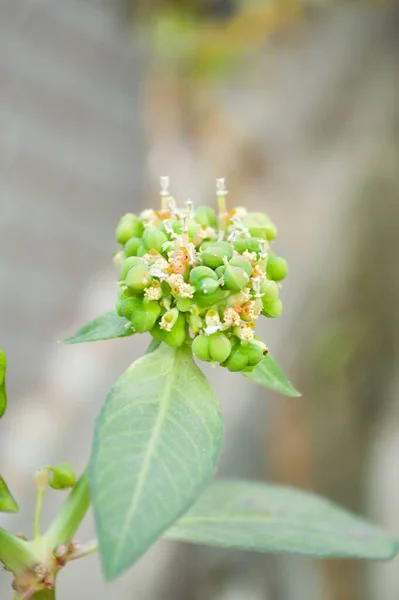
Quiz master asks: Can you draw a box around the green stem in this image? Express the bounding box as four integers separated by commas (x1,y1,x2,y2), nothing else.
30,590,56,599
44,471,91,549
0,528,36,574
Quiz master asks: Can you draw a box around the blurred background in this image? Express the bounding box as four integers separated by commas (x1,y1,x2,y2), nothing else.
1,1,399,599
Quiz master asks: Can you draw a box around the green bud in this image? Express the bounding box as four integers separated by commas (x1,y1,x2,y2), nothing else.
229,255,253,277
223,265,250,292
201,242,233,269
125,263,152,293
260,279,279,301
119,257,142,280
266,254,288,281
131,300,161,333
48,463,76,491
199,240,215,251
143,228,168,253
262,297,283,318
208,333,231,363
124,237,142,257
192,334,210,361
150,323,166,342
233,237,262,253
189,266,218,285
194,206,217,228
116,214,143,244
188,313,203,334
176,298,192,312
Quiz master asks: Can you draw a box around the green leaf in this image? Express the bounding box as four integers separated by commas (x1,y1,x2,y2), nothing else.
90,343,222,580
0,476,19,513
166,480,399,561
244,353,301,397
0,348,7,418
61,310,134,344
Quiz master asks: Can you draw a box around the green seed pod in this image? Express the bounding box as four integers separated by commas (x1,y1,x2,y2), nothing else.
198,277,220,295
262,297,283,318
125,264,152,293
116,294,139,320
199,240,215,251
189,266,218,286
266,254,288,282
131,300,161,333
229,255,253,277
260,279,279,301
124,237,142,257
187,219,199,238
233,237,261,253
201,241,233,269
119,256,142,281
116,214,143,244
176,298,192,312
143,228,168,253
150,323,166,342
208,333,231,363
192,334,210,361
48,463,76,491
136,244,148,257
223,347,248,372
194,288,230,309
242,212,277,241
163,313,187,347
223,265,250,292
243,342,264,367
215,265,225,278
194,206,217,228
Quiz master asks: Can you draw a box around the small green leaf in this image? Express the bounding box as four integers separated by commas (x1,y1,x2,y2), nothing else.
90,343,222,580
166,480,399,561
244,353,301,397
61,310,134,344
0,348,7,418
0,476,19,513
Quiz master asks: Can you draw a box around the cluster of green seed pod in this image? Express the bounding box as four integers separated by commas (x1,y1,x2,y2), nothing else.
114,177,288,372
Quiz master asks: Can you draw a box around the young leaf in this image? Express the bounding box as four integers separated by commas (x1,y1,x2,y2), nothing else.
0,347,7,418
244,353,301,397
166,480,399,561
0,476,19,513
61,310,134,344
90,343,222,580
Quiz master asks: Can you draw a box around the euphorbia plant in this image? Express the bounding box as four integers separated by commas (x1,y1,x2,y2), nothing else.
1,178,398,599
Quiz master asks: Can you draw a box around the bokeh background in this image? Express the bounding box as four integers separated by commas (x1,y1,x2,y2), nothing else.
1,1,399,599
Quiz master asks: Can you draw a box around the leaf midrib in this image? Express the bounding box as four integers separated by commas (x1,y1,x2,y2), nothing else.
109,347,179,572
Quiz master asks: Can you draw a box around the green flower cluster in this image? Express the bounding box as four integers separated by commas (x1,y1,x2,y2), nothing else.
114,178,288,372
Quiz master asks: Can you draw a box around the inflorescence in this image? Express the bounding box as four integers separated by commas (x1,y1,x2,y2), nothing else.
114,177,288,372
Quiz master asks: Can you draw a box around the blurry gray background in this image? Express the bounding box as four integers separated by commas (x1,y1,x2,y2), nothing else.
1,1,399,599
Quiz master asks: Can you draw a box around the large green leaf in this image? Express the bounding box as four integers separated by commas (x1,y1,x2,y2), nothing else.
0,476,19,513
90,343,222,580
166,480,399,561
0,348,7,418
244,353,301,397
61,310,134,344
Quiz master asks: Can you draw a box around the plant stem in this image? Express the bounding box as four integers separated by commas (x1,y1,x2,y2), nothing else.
30,590,56,599
0,528,36,574
68,539,98,561
44,471,91,549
